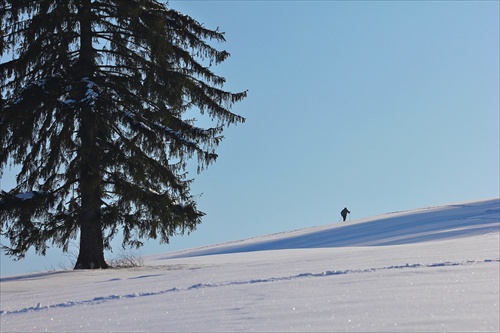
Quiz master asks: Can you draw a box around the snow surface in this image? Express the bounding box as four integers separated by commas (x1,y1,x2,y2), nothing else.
1,198,498,332
13,191,45,201
13,192,36,201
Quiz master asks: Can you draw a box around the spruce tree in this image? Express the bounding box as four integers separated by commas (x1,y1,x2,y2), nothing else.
0,0,246,269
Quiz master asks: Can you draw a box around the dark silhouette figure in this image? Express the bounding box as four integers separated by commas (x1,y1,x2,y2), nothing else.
341,207,350,221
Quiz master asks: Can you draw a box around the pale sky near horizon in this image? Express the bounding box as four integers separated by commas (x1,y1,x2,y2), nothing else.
1,1,499,275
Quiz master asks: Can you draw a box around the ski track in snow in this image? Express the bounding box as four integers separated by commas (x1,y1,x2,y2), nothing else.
1,258,498,316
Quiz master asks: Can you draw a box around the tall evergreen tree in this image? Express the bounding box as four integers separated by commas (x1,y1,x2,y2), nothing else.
0,0,246,269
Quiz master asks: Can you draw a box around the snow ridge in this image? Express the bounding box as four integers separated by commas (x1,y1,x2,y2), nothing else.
159,198,499,259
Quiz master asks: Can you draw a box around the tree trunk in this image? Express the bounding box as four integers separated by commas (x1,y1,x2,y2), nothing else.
75,206,108,269
74,0,108,269
74,96,108,269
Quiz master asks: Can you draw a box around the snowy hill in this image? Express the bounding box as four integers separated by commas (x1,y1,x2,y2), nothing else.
157,198,499,259
1,198,499,332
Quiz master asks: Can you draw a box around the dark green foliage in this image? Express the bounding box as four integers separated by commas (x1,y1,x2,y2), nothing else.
0,0,246,268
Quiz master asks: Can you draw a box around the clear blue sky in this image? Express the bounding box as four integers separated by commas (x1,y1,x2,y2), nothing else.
1,1,499,275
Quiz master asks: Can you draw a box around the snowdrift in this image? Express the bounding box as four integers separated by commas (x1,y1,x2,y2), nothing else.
1,198,499,332
155,198,500,259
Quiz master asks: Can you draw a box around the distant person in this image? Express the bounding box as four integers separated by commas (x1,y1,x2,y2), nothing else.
341,207,350,221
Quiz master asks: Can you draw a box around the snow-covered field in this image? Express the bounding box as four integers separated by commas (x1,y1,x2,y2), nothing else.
1,198,499,332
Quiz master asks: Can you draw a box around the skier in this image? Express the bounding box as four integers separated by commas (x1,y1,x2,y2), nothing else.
340,207,350,221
